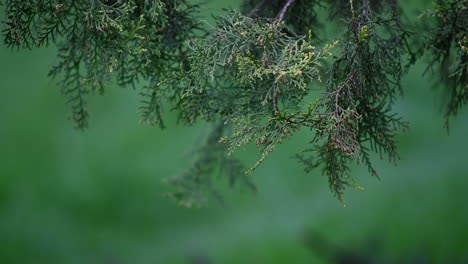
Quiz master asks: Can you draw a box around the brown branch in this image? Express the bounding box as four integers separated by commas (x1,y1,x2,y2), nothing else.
334,70,357,111
249,0,269,17
275,0,296,22
272,87,279,113
349,0,355,20
391,0,399,17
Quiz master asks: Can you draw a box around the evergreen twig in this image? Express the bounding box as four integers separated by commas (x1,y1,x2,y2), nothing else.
2,0,466,205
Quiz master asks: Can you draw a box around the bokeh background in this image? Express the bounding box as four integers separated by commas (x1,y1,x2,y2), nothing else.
1,0,467,263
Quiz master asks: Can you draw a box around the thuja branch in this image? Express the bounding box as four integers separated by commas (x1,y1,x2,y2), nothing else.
2,0,467,205
420,0,468,126
267,0,297,113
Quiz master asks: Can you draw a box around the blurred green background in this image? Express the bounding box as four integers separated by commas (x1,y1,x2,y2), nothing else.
1,1,467,263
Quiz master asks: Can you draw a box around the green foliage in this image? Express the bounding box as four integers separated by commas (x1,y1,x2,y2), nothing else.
2,0,467,205
165,120,255,208
3,0,199,129
164,11,335,204
177,11,331,168
421,0,468,126
297,1,410,200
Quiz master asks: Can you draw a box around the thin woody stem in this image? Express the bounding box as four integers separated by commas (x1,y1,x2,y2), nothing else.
391,0,399,16
360,0,368,28
249,0,269,17
272,87,279,113
362,0,367,18
275,0,296,22
349,0,355,20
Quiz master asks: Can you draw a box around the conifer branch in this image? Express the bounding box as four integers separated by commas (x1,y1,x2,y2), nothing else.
2,0,467,205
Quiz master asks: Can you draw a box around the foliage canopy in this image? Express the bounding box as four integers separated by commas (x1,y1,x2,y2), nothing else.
2,0,467,206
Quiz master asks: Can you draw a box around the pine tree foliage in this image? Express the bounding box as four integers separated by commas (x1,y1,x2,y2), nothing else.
2,0,467,205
